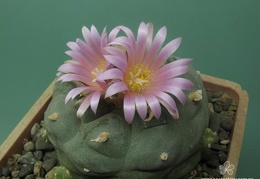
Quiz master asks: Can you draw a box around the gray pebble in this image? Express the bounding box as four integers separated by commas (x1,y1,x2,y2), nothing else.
31,123,41,141
218,151,228,164
34,150,44,160
197,164,202,172
43,151,57,161
35,136,54,151
25,174,35,179
213,102,222,113
201,147,212,161
212,91,223,98
18,152,37,165
42,158,57,172
201,163,208,172
34,161,43,175
207,167,222,177
206,91,213,102
202,172,208,177
211,144,228,152
206,154,219,168
11,170,19,177
24,141,35,152
19,164,34,177
209,113,221,132
40,120,45,127
218,130,229,140
1,167,11,176
220,117,234,131
222,98,232,111
193,177,201,179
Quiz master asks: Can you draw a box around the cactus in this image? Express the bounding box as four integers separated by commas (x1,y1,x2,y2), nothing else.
45,166,73,179
44,58,209,178
202,128,218,148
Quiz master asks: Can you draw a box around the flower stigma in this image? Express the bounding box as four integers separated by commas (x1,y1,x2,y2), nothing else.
126,63,153,93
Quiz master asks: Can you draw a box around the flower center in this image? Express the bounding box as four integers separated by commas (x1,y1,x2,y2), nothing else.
126,63,153,93
91,60,105,82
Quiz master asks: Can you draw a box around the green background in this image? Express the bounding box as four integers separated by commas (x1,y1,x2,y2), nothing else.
0,0,259,177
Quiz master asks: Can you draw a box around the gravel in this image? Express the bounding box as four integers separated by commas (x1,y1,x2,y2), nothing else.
0,122,58,178
187,90,238,178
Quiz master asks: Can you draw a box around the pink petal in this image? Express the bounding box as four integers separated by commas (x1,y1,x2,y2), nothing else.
108,27,121,42
82,26,92,44
154,66,189,79
158,98,179,119
76,39,100,66
124,93,136,124
144,94,161,119
109,36,135,65
105,81,128,98
134,94,147,120
96,81,107,90
114,25,136,63
116,25,136,44
67,42,80,51
57,74,93,86
105,46,126,60
100,27,108,49
155,92,179,119
90,91,102,113
176,78,194,90
90,25,102,54
77,93,93,118
156,58,192,74
109,36,131,46
97,68,123,81
58,63,91,77
65,50,89,67
65,86,94,103
151,37,182,69
136,22,148,62
161,87,186,105
109,36,134,57
144,26,167,64
145,22,154,51
82,26,101,55
154,91,177,108
155,78,194,90
104,55,127,71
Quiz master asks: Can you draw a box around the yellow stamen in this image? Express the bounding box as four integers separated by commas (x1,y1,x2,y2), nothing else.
91,60,105,82
125,63,153,93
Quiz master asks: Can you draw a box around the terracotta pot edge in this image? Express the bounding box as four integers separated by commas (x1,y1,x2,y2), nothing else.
0,81,55,166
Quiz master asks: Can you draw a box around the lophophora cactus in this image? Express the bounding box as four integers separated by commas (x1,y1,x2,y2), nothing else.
44,60,208,179
44,23,209,178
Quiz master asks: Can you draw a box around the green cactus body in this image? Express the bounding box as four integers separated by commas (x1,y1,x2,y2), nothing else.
44,58,209,178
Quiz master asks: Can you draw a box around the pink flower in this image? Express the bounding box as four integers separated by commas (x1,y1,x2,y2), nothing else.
101,22,194,123
57,25,120,117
